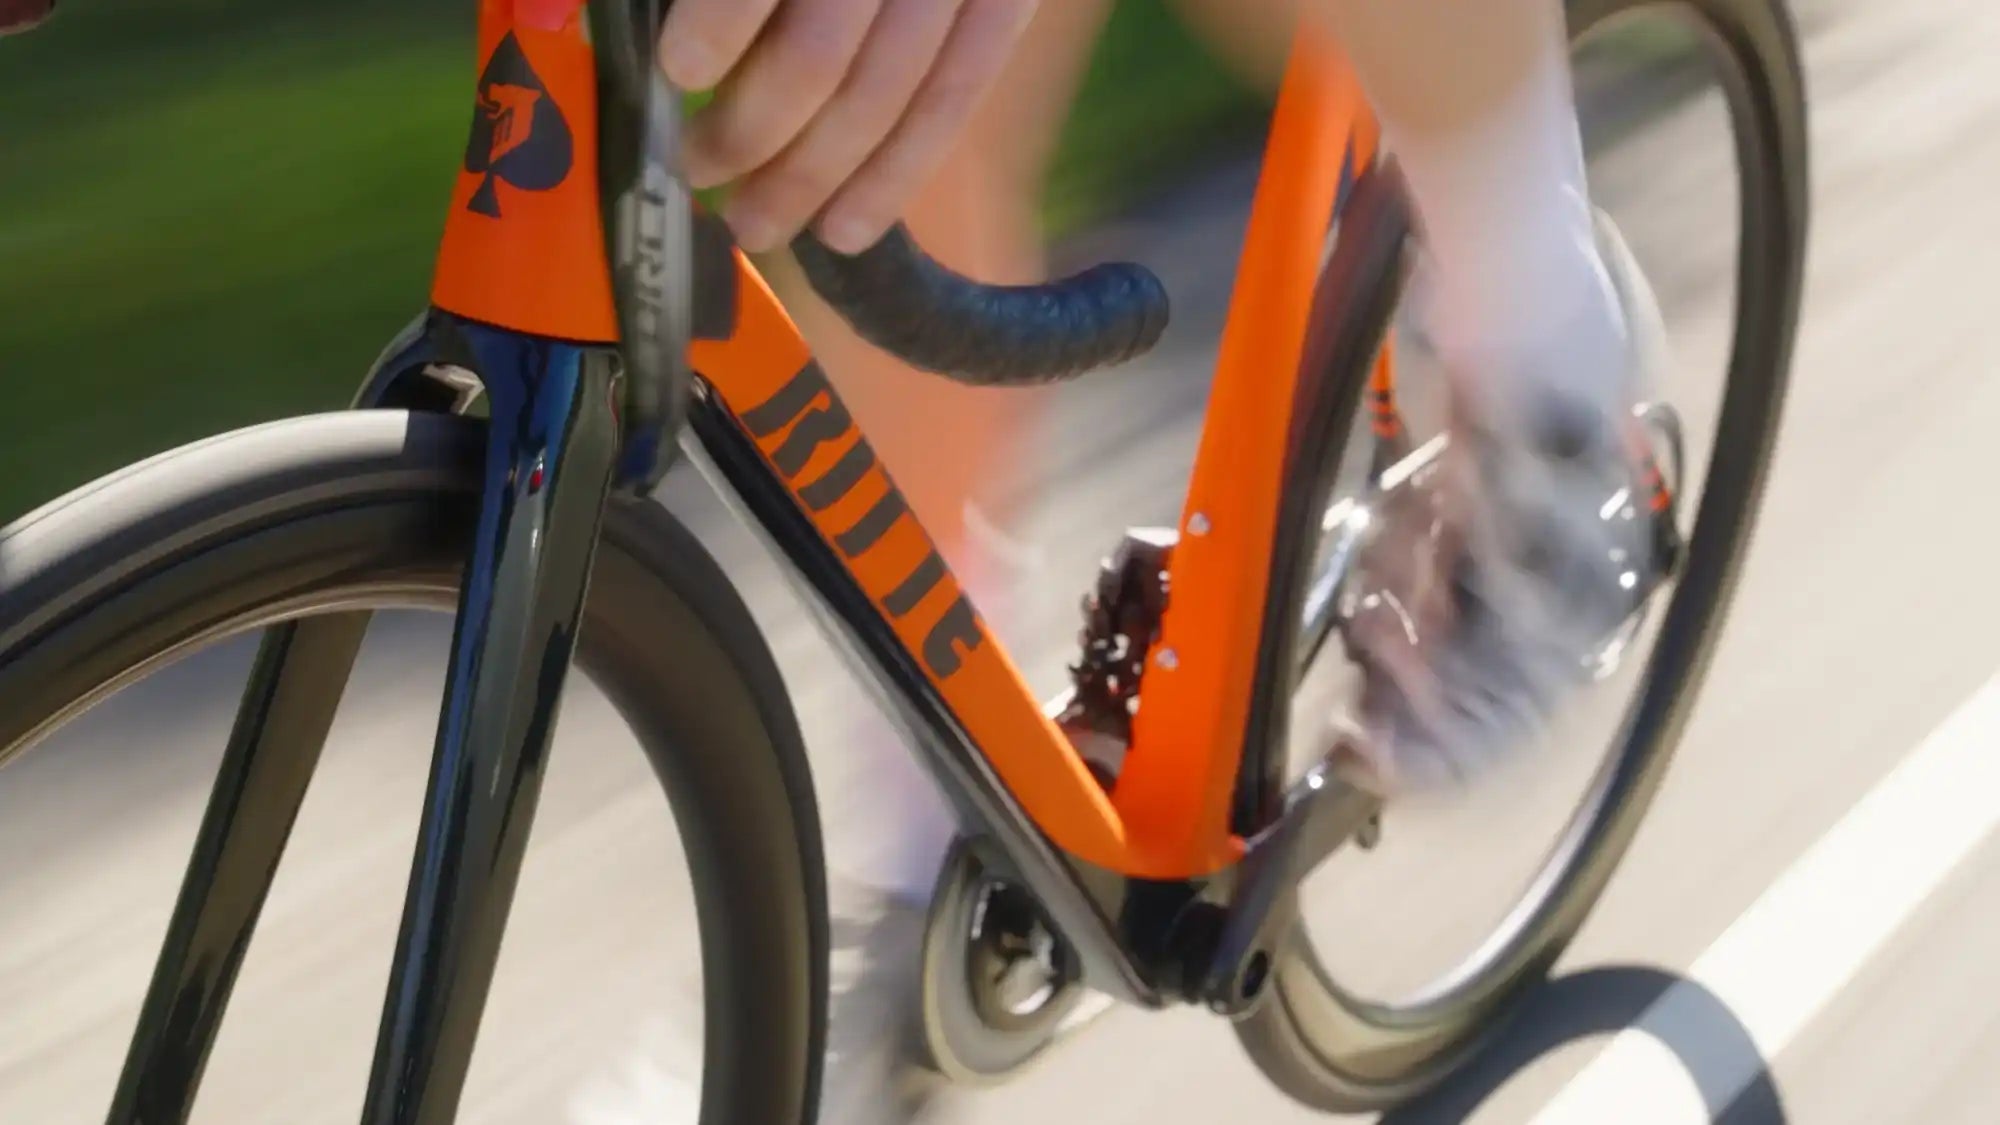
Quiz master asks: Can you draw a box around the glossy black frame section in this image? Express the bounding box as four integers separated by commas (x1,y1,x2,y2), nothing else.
105,313,625,1125
357,317,622,1122
106,617,371,1121
102,7,693,1117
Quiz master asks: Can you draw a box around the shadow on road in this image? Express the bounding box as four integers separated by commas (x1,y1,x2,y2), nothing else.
1381,965,1785,1125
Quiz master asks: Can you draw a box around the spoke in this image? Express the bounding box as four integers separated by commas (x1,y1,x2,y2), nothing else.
107,615,370,1125
359,329,619,1125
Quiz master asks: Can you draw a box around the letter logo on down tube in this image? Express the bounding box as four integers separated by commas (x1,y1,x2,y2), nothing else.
744,363,986,680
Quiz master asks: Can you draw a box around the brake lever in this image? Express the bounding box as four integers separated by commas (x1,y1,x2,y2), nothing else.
590,0,695,496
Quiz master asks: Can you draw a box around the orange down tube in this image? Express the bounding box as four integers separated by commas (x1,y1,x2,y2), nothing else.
689,258,1146,875
1114,26,1382,877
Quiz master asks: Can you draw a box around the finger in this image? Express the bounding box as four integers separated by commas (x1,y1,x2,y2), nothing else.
657,0,782,91
682,0,882,196
814,0,1037,254
722,0,966,253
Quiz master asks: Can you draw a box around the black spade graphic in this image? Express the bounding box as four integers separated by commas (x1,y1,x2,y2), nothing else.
463,32,573,217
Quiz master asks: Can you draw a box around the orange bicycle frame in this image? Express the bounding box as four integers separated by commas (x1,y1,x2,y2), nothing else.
431,2,1398,882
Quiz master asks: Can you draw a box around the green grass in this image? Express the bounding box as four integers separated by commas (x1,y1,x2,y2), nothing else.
0,1,1261,521
0,0,471,518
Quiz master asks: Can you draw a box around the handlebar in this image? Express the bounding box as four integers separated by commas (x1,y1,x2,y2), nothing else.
792,226,1172,385
613,0,1165,407
617,3,1167,389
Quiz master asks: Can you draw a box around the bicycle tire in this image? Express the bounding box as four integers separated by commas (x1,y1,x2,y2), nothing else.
0,410,829,1125
1233,0,1809,1110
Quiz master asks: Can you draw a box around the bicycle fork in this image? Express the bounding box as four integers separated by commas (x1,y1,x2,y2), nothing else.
359,324,623,1121
106,320,623,1125
107,0,688,1112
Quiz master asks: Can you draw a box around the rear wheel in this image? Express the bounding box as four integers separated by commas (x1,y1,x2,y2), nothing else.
1233,0,1808,1109
0,411,829,1123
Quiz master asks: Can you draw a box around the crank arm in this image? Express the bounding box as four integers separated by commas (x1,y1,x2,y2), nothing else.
1197,747,1382,1016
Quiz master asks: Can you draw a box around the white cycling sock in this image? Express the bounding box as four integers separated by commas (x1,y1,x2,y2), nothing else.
1380,18,1628,415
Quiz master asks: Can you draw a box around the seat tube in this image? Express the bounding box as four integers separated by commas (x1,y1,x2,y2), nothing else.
1114,26,1371,874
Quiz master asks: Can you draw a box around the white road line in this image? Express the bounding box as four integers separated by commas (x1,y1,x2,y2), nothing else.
1533,673,2000,1123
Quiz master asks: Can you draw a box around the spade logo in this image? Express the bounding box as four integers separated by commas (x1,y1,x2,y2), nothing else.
463,32,573,217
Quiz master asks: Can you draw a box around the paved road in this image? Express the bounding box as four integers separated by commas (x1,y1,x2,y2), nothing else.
6,0,2000,1120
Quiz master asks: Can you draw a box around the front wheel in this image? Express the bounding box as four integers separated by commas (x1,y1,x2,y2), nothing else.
0,411,830,1123
1233,0,1809,1110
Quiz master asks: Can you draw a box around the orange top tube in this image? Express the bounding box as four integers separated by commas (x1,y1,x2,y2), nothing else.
431,0,618,342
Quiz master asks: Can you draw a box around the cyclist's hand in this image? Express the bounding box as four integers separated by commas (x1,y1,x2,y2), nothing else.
658,0,1036,256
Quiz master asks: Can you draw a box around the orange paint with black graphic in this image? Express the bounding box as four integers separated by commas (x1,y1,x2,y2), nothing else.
690,259,1138,875
421,2,1389,880
432,0,618,342
688,29,1383,880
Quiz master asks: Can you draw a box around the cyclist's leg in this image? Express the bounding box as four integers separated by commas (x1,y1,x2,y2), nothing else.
1326,0,1625,407
1319,0,1666,790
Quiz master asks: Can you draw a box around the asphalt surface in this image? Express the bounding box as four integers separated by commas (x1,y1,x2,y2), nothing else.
5,0,1999,1120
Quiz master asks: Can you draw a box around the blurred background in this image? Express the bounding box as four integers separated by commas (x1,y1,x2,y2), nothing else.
0,0,1272,523
11,0,2000,1122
